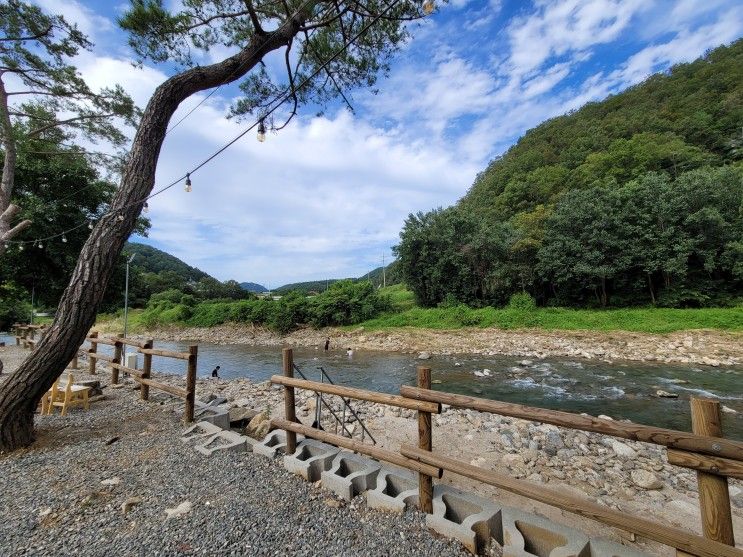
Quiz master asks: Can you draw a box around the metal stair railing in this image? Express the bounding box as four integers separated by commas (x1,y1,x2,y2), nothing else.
293,363,376,444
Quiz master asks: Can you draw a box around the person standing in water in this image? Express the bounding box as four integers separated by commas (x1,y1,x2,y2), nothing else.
211,365,221,378
346,347,354,358
324,338,330,351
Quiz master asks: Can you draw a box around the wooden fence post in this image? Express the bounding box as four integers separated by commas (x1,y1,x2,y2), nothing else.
184,345,198,422
14,325,20,345
417,366,433,514
690,397,735,546
141,339,153,401
70,353,78,370
112,336,123,384
88,331,98,374
283,348,297,455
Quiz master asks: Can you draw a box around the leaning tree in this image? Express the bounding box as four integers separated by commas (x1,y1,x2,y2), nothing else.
0,0,430,450
0,0,137,257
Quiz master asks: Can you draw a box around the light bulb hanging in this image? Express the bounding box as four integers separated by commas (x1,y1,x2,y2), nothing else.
18,244,24,251
37,241,43,249
185,173,192,192
422,0,435,14
257,119,266,142
143,202,149,213
88,220,94,230
62,234,67,243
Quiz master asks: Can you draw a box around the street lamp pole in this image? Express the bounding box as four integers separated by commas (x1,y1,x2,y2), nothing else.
123,254,136,359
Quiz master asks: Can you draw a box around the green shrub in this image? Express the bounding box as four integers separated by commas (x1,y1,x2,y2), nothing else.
507,292,537,311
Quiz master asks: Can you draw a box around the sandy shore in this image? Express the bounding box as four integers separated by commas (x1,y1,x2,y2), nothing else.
106,322,743,367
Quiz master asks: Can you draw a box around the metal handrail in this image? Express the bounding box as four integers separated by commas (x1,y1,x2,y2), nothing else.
292,365,355,439
293,363,377,444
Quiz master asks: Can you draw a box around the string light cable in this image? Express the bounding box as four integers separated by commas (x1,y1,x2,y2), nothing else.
6,0,330,227
5,0,425,247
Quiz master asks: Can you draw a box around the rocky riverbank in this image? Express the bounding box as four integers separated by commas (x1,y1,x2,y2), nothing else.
3,343,742,555
117,323,743,367
155,369,742,555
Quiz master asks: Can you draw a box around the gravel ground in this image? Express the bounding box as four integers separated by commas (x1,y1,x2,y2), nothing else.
0,346,469,556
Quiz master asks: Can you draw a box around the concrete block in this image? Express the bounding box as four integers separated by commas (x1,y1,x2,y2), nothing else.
180,420,223,444
501,507,590,557
253,429,303,458
365,466,419,513
427,485,503,555
283,439,339,482
194,430,249,456
587,539,649,557
321,451,381,501
193,401,230,429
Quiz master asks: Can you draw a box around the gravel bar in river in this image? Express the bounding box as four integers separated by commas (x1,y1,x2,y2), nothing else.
0,349,468,556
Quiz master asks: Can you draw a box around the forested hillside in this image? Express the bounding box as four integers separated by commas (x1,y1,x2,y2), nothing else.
124,243,210,282
396,40,743,309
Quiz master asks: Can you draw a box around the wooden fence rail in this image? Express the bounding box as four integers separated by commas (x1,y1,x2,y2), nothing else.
82,331,197,422
271,348,741,557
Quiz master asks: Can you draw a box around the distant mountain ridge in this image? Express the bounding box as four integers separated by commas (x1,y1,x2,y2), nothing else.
274,261,399,294
124,242,212,282
240,282,268,293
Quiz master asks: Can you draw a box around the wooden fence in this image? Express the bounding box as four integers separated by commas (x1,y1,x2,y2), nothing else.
84,331,198,422
271,348,743,557
13,323,46,348
15,325,198,423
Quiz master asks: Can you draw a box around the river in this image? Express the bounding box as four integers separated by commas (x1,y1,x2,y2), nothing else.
3,334,741,439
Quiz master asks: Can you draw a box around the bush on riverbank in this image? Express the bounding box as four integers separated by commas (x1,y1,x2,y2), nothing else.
128,280,388,333
358,289,743,333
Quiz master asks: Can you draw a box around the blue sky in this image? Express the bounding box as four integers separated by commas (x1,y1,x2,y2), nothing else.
31,0,743,286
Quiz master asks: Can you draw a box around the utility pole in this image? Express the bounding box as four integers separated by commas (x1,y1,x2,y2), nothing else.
382,253,386,289
123,253,136,359
30,284,35,325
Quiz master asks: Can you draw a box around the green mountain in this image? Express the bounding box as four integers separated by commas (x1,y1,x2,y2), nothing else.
275,261,400,294
124,242,211,282
395,40,743,309
240,282,268,293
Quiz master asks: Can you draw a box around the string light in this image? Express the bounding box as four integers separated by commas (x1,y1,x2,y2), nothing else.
143,202,149,213
37,241,43,249
422,0,435,14
62,234,67,243
5,0,401,249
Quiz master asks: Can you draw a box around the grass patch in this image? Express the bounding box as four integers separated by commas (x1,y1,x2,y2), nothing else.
358,304,743,333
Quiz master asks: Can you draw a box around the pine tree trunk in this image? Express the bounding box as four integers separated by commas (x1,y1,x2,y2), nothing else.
0,23,298,452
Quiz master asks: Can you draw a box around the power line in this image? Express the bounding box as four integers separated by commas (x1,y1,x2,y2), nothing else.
6,0,414,247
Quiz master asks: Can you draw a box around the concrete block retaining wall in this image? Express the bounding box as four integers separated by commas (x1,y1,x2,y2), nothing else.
283,439,340,481
321,451,381,501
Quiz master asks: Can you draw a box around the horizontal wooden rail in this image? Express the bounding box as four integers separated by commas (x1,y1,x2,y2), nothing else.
86,336,117,346
272,376,440,413
137,347,191,360
400,386,743,462
89,352,116,363
132,377,188,399
118,338,148,348
400,445,742,557
109,362,144,377
668,449,743,480
272,418,442,478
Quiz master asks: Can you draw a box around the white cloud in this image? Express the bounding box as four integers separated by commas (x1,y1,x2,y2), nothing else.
33,0,113,39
